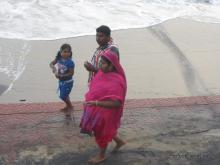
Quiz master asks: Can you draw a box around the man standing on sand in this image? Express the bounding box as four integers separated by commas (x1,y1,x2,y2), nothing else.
84,25,120,83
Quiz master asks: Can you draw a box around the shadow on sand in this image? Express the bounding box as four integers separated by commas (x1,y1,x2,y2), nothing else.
0,84,9,95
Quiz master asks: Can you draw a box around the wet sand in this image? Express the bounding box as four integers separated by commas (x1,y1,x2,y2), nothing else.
0,84,8,95
0,73,11,95
0,18,220,103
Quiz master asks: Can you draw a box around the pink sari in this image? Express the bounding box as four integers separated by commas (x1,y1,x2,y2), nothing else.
80,50,127,148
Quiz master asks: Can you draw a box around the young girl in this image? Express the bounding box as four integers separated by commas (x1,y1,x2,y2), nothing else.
50,44,75,115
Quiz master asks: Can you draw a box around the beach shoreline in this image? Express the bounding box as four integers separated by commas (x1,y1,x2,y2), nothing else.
1,18,220,103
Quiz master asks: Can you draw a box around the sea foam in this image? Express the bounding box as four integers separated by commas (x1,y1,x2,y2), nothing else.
0,0,219,40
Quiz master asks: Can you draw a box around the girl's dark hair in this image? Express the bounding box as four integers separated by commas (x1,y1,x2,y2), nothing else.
55,43,72,60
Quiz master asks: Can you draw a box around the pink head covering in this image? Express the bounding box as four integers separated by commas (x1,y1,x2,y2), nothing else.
101,49,126,81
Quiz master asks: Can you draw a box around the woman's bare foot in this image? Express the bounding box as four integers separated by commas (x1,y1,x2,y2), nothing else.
111,141,126,154
88,154,106,164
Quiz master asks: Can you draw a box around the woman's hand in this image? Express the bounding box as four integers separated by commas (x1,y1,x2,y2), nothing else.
84,100,121,108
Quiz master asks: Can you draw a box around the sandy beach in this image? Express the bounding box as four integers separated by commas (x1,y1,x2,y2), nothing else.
1,18,220,164
0,18,220,103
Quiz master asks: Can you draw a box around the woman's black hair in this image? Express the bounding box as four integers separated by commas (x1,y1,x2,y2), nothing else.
55,43,72,60
101,55,116,72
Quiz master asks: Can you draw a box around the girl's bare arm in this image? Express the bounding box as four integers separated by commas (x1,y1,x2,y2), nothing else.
58,68,74,78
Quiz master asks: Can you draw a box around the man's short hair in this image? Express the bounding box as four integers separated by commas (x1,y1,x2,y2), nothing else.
96,25,111,37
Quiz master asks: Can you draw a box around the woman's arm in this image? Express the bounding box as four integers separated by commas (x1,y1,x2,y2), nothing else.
85,100,121,109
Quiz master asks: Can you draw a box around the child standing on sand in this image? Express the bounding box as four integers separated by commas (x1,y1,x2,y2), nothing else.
50,44,75,115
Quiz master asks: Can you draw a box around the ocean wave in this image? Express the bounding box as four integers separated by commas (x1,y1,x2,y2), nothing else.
0,41,30,94
0,0,220,40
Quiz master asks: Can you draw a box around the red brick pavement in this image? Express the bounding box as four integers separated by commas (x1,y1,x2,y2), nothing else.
1,95,220,114
0,95,220,164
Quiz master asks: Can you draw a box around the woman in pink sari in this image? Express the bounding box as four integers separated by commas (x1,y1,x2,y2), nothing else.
80,49,127,163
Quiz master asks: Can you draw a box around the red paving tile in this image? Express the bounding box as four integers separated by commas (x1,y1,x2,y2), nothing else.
207,95,220,104
1,95,220,164
1,95,220,113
